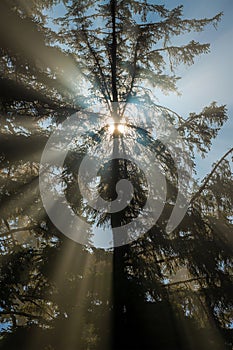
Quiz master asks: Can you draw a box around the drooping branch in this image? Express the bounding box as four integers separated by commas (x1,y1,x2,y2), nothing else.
177,113,205,131
154,103,184,123
151,41,210,70
191,148,233,202
177,103,227,134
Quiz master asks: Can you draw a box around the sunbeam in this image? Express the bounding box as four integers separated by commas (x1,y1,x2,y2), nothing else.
0,1,232,349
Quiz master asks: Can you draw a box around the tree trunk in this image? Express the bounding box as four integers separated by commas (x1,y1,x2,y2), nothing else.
109,1,130,348
111,135,129,350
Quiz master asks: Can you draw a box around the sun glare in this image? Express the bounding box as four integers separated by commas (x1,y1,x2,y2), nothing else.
117,123,125,133
108,119,126,134
108,123,115,134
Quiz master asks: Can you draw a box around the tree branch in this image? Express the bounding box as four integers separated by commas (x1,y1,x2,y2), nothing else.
0,310,46,320
165,276,205,287
0,225,38,238
191,148,233,203
19,297,55,320
80,27,112,110
177,113,203,131
125,33,141,102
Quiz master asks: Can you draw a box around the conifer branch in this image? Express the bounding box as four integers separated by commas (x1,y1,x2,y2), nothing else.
165,276,205,287
191,148,233,202
80,27,112,110
0,310,47,320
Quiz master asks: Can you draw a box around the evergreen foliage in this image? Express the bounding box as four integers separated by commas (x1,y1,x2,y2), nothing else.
0,1,232,349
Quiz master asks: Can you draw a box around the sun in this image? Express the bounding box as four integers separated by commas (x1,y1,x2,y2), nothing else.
108,119,126,134
117,123,125,133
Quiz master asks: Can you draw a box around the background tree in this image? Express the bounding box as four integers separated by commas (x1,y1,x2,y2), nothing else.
0,1,232,349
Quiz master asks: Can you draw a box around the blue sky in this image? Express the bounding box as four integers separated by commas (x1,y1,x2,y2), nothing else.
49,0,232,179
153,0,233,178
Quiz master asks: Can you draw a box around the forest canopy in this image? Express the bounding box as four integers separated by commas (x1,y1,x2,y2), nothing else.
0,1,232,349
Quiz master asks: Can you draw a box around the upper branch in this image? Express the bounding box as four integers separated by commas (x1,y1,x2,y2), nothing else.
191,148,233,203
